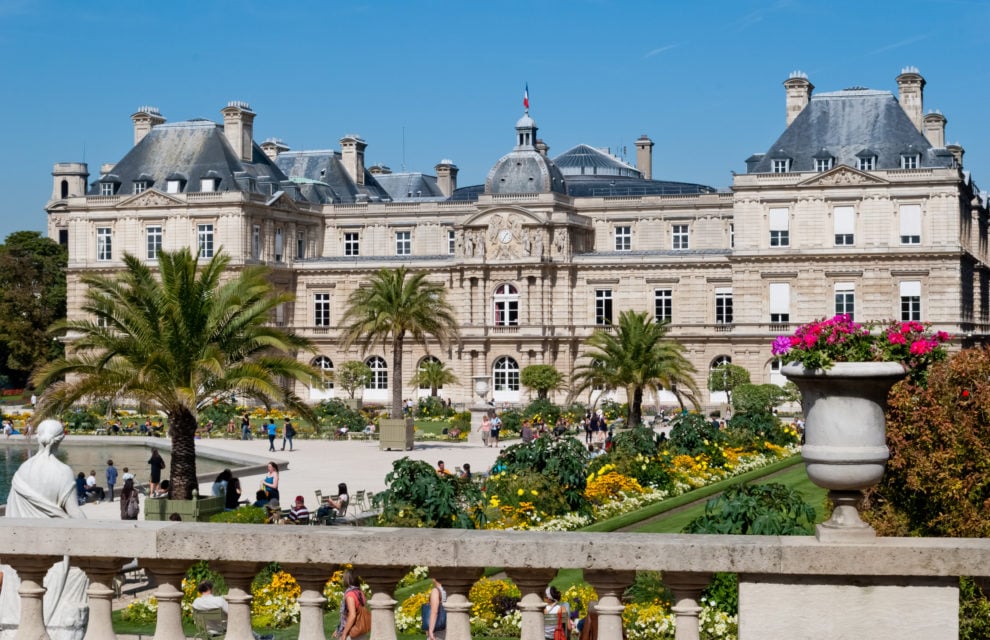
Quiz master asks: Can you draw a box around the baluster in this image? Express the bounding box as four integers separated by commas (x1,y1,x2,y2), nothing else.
584,570,635,640
76,556,125,640
504,568,557,640
6,555,60,640
213,561,264,640
431,567,483,640
143,559,189,640
664,571,712,640
360,565,408,640
282,562,335,640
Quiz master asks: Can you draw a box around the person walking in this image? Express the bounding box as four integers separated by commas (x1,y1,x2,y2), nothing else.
148,448,166,496
120,478,140,520
241,413,253,440
105,459,119,502
281,418,295,451
266,418,277,452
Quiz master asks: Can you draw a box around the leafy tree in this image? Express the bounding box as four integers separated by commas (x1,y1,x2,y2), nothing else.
732,383,787,416
572,311,699,428
409,358,458,397
340,267,458,418
707,363,750,407
334,360,372,399
376,457,484,528
0,231,67,387
32,248,318,499
520,364,565,400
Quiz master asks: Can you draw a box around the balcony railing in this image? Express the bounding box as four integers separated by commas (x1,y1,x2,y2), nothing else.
0,519,981,639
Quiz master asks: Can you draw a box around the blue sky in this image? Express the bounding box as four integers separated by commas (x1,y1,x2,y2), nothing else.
2,0,989,241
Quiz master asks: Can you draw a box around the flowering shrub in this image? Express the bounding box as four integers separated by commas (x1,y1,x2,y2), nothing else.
120,597,158,624
623,601,677,639
251,570,301,628
584,466,645,505
484,470,569,527
772,315,950,375
562,583,598,617
397,589,431,633
397,565,430,589
469,577,520,624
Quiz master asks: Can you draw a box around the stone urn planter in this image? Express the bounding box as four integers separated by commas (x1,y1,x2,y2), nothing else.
782,361,907,539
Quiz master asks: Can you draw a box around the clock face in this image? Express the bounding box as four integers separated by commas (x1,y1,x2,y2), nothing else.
498,229,513,243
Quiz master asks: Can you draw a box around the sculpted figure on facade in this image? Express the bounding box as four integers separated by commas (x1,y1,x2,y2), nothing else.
553,228,567,257
534,229,545,259
0,419,89,640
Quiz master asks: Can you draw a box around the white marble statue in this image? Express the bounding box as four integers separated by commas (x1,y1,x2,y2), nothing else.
0,419,89,640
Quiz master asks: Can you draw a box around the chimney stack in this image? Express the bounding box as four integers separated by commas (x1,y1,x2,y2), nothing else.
783,71,814,127
535,139,549,157
340,134,367,186
635,134,654,180
946,143,965,168
131,106,165,146
221,101,256,163
896,67,925,132
435,160,459,197
922,111,946,148
260,138,289,161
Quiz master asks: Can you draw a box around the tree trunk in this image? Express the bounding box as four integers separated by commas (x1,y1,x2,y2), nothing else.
431,386,438,397
630,386,644,428
391,334,404,418
168,407,199,500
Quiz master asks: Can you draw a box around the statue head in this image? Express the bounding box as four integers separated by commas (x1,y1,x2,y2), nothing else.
36,419,65,450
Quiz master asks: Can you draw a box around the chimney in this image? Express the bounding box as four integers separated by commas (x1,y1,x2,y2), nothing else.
535,139,549,157
340,134,367,186
221,101,256,163
435,159,459,197
922,111,946,148
946,143,965,168
51,162,89,201
783,71,814,127
896,66,925,132
260,138,289,161
131,106,165,146
368,164,392,176
635,134,654,180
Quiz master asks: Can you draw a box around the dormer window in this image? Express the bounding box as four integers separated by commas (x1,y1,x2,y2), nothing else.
100,182,115,196
813,148,834,172
200,178,218,192
900,154,920,169
134,181,149,194
771,158,791,173
856,149,877,172
98,175,121,196
165,173,186,194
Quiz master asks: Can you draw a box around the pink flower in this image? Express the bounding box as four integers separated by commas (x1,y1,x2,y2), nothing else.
887,332,906,345
909,340,933,355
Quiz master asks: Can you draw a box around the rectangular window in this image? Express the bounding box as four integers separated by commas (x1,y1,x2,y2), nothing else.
395,231,411,256
595,289,613,326
146,225,162,261
769,208,789,247
200,178,217,192
715,287,733,324
166,180,182,194
729,223,735,249
814,157,833,172
835,282,855,319
834,206,855,246
654,289,672,323
275,303,285,326
901,155,919,169
134,181,148,194
448,230,456,255
344,232,360,257
857,157,876,171
252,225,261,259
769,282,790,323
274,228,283,262
99,183,114,196
614,226,631,251
672,224,689,250
197,224,214,258
771,159,790,173
96,227,112,261
314,293,331,327
900,281,922,321
297,232,305,260
900,204,921,244
494,299,519,326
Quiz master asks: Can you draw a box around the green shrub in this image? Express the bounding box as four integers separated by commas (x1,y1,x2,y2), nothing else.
199,400,240,426
683,483,815,536
495,436,589,512
314,399,366,434
61,407,102,431
610,426,659,457
376,458,485,528
484,470,570,517
667,413,727,466
209,506,267,524
522,398,561,428
724,412,797,451
416,396,454,419
495,408,522,434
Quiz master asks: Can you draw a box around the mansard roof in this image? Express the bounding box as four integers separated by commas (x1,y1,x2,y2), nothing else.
372,172,446,201
274,150,392,203
88,120,292,197
747,88,955,173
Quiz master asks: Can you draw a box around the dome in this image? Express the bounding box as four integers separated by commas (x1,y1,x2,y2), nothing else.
485,150,567,195
516,113,536,129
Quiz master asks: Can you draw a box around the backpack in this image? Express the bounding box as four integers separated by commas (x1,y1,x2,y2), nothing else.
286,423,295,438
125,493,140,519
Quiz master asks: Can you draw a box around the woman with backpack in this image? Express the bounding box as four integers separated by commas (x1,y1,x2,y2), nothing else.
120,478,140,520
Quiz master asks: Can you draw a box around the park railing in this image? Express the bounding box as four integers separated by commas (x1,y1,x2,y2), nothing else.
1,518,985,639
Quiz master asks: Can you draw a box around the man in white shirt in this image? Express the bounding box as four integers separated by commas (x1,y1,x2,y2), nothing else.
193,581,271,639
85,470,106,501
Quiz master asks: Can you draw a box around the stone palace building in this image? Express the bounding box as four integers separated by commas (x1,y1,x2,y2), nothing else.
45,68,989,409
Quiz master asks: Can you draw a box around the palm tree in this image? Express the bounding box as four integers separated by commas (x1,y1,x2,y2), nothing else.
410,358,458,397
32,249,319,499
572,309,700,427
340,267,458,417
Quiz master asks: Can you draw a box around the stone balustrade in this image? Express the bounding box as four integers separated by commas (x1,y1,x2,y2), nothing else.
2,518,987,639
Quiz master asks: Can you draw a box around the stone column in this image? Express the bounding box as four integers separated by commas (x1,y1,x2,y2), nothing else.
432,567,484,640
143,559,189,640
214,561,264,640
584,570,635,640
283,563,335,640
7,555,60,640
505,568,557,640
664,572,712,640
76,556,126,640
362,565,408,640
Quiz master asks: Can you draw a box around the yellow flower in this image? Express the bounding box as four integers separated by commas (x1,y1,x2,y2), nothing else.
530,490,538,496
517,488,524,496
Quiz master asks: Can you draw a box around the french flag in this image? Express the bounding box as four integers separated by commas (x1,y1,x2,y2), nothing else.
524,83,529,110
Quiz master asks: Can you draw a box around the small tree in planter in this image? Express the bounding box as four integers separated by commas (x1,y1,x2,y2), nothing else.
520,364,565,401
334,360,372,400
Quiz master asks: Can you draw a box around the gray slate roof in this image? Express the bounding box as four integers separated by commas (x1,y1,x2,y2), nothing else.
274,151,393,204
747,89,955,173
89,120,295,198
554,144,641,178
372,172,446,201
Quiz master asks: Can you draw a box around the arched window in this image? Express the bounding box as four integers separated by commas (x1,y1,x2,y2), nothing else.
493,356,520,392
493,284,519,326
710,356,732,405
417,355,442,390
710,355,731,369
365,356,388,390
60,180,69,199
313,356,333,390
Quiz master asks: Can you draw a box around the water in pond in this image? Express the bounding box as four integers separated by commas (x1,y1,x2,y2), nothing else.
0,441,231,504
